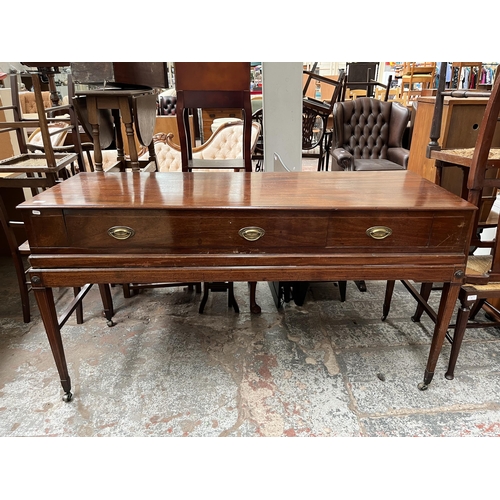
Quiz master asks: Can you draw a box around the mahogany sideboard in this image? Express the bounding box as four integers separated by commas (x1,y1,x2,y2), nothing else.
18,170,476,401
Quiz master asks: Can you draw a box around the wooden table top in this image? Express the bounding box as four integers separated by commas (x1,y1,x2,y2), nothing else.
19,170,476,213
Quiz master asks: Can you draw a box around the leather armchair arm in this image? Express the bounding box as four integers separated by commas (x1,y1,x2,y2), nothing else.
387,147,410,168
331,148,354,170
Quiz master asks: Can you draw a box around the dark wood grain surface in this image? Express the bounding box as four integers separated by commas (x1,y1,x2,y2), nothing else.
20,171,475,211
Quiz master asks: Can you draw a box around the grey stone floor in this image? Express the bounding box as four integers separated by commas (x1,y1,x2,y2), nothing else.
1,255,500,438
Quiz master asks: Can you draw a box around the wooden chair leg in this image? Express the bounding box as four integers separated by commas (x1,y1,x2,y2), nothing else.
249,281,261,313
122,283,132,298
355,280,367,292
199,284,210,314
469,298,486,320
227,282,239,313
382,280,396,320
338,281,347,302
98,284,115,326
445,291,473,380
74,287,83,324
199,282,239,314
187,283,202,293
412,282,433,322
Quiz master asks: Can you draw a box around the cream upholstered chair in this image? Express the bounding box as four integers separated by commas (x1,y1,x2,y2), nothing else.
147,120,261,172
140,119,262,314
18,91,52,119
26,121,69,148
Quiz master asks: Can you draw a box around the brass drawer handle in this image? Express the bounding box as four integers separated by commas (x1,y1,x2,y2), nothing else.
108,226,135,240
239,226,265,241
366,226,392,240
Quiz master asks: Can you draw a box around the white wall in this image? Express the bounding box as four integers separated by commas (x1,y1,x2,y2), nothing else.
262,62,303,172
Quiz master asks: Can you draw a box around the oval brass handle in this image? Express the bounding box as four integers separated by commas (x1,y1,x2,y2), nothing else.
366,226,392,240
108,226,135,240
239,226,265,241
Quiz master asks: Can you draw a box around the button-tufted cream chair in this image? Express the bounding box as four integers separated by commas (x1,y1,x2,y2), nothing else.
147,120,261,172
140,119,262,314
18,91,52,119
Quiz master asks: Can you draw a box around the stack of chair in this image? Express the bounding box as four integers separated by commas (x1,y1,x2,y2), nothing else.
382,67,500,382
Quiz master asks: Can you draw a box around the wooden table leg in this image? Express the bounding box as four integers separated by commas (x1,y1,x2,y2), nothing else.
33,286,73,402
119,97,140,172
419,281,460,390
111,108,125,170
87,96,103,172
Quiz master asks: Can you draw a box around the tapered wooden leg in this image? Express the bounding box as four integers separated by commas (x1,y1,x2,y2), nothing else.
98,284,115,326
338,281,347,302
419,282,461,390
33,286,72,401
446,289,473,380
412,282,433,322
469,298,485,321
249,282,261,313
382,280,395,320
74,287,83,324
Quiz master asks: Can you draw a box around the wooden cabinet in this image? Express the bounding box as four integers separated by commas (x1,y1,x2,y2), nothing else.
408,96,500,196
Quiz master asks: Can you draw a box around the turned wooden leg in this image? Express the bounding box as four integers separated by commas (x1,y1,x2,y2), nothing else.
33,285,72,401
87,96,103,172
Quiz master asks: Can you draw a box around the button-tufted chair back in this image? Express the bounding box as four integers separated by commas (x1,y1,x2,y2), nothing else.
157,95,177,115
143,120,261,172
19,91,52,117
331,97,410,171
334,97,408,158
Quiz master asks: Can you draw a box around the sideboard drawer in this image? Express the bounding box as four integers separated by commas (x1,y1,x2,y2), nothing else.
63,209,330,252
327,212,470,252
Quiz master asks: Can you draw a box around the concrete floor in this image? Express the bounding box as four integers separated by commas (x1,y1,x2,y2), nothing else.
2,254,500,438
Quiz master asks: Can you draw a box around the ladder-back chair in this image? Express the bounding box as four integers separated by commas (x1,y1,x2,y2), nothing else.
382,69,500,383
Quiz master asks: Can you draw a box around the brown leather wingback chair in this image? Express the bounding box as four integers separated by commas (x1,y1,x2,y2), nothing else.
330,97,410,171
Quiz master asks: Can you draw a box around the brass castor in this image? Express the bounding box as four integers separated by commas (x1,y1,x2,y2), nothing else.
417,382,428,391
62,391,73,402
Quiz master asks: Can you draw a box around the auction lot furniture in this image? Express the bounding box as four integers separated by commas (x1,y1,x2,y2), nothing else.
19,170,475,401
73,83,158,172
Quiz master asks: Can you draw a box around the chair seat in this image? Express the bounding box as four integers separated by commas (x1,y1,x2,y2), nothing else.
353,159,406,171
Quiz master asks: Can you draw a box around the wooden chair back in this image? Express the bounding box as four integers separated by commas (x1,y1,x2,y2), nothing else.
174,62,253,172
465,75,500,282
302,70,345,151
